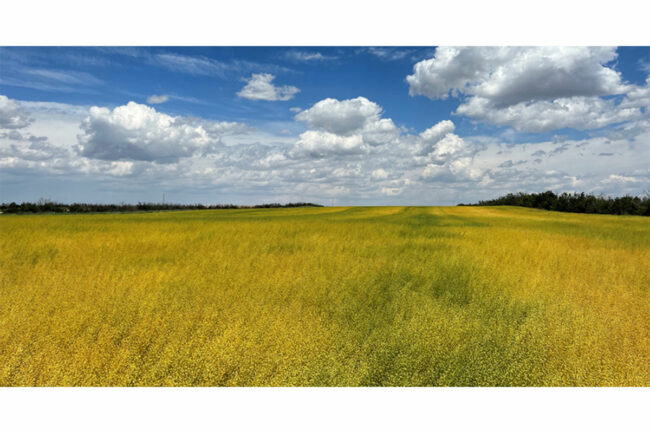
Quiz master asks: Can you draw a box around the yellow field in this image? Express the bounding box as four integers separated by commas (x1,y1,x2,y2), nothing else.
0,206,648,386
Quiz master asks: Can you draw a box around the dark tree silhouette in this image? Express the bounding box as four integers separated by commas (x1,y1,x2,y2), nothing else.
0,201,323,214
459,191,650,216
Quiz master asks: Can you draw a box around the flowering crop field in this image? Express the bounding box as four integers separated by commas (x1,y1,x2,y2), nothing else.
1,206,648,386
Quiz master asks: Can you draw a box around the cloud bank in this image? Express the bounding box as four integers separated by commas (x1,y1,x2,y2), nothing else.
407,47,649,132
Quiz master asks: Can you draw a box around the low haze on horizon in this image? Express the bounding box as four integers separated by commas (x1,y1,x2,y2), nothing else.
1,46,649,205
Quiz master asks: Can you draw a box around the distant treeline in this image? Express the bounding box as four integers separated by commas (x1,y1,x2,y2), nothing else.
459,191,650,216
0,201,323,214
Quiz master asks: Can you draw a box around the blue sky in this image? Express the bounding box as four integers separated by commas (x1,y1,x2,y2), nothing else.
0,47,456,129
1,46,649,205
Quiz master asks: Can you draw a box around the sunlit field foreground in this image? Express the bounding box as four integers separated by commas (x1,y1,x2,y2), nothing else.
1,206,648,386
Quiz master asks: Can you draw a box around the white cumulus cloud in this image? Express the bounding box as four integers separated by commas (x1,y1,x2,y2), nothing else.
291,97,399,158
237,73,299,101
295,97,383,135
417,119,456,155
0,95,33,129
77,101,247,163
408,47,626,103
406,47,645,132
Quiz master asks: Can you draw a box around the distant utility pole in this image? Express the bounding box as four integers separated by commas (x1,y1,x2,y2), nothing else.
162,192,165,205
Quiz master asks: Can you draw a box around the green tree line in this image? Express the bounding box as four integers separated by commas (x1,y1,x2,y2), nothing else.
0,201,322,214
460,191,650,216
